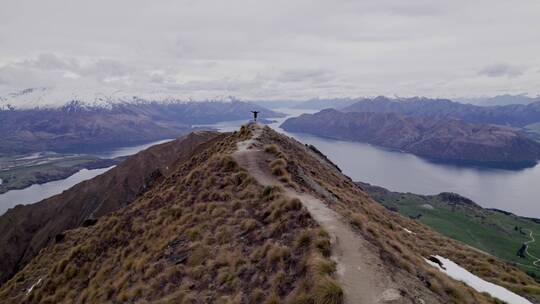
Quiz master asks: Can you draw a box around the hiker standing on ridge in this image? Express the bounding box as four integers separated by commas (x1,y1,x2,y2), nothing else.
251,111,259,122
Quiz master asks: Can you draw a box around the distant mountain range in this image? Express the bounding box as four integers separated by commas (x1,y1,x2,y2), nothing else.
0,99,282,155
254,94,540,111
343,96,540,127
281,108,540,165
0,87,257,110
457,94,540,106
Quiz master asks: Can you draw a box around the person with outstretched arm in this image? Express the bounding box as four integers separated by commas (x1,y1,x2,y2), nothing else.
251,111,259,122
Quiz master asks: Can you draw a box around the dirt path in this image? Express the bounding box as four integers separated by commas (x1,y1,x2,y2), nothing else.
523,229,540,267
233,124,408,304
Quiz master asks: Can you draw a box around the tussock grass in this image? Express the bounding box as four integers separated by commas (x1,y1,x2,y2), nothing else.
0,131,341,303
251,288,265,302
350,212,367,230
267,154,300,190
295,231,312,249
261,185,282,201
315,238,332,257
264,144,281,155
311,256,337,276
314,277,344,304
239,125,252,138
241,218,258,231
220,156,239,171
270,158,287,169
257,126,528,303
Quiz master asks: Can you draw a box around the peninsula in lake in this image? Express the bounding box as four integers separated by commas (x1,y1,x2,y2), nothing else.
281,108,540,166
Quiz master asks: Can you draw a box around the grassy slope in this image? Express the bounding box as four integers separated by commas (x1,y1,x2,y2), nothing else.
261,127,528,303
0,127,338,304
361,182,540,279
3,125,539,303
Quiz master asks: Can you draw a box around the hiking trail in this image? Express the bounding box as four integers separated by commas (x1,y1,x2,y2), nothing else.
523,229,540,268
233,123,412,304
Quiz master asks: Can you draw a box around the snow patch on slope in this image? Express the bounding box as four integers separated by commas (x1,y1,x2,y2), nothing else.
426,255,532,304
26,278,42,294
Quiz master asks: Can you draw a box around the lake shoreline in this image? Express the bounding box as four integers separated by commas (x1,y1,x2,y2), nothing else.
0,157,121,195
2,109,539,218
280,130,540,171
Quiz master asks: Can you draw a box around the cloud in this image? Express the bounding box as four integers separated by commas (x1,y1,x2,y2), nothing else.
80,59,134,80
0,0,540,101
22,53,75,71
275,69,334,83
478,63,525,78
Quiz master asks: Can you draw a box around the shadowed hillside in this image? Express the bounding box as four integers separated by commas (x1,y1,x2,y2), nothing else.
0,131,222,285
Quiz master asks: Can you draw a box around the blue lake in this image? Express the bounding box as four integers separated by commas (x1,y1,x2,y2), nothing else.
0,138,173,215
206,108,540,218
1,108,539,218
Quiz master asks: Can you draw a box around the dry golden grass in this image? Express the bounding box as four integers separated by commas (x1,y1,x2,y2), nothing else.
265,152,300,191
0,129,340,304
7,124,528,303
264,144,280,155
314,277,343,304
258,125,539,303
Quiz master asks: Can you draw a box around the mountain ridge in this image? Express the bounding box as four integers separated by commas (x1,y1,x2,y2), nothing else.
281,108,540,165
0,131,223,285
0,100,283,156
0,87,263,110
0,124,538,303
343,96,540,127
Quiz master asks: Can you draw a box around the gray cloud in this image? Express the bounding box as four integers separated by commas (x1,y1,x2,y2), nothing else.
275,69,334,83
478,63,525,78
0,0,539,102
22,53,75,71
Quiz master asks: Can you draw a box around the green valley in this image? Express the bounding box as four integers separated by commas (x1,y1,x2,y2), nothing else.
359,182,540,280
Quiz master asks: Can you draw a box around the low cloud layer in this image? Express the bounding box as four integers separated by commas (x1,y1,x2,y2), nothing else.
478,64,525,78
1,0,539,102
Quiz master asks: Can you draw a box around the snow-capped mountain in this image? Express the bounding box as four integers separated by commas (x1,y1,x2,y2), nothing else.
0,87,244,110
0,89,284,156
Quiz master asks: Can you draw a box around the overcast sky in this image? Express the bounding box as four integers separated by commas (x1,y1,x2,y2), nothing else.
1,0,539,101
